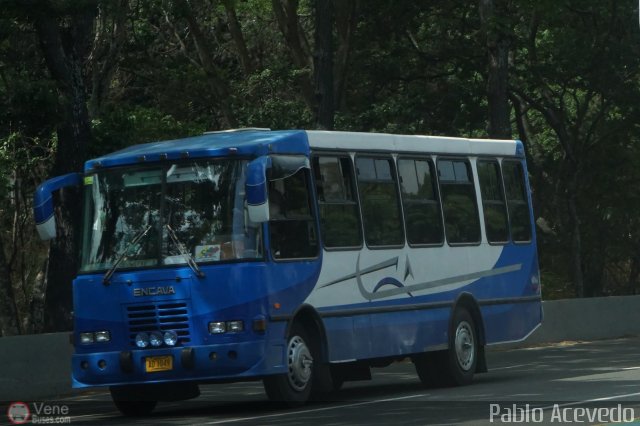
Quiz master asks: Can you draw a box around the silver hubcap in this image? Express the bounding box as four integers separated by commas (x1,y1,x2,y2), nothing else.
287,335,313,391
455,320,475,371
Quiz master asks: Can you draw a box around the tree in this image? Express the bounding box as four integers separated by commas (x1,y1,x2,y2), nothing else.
510,0,640,297
479,0,511,139
32,1,97,330
312,0,334,129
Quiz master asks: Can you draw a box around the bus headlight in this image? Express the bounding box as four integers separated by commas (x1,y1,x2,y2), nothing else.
79,332,94,344
135,332,150,348
209,321,226,334
149,331,163,347
227,321,244,333
80,330,112,344
94,330,111,343
163,330,178,346
208,321,244,334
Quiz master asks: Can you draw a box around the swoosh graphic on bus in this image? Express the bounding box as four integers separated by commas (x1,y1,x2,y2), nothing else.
372,277,406,292
320,255,522,301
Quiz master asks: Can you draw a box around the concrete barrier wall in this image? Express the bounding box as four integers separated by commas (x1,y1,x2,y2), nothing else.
0,332,74,400
521,294,640,345
1,295,640,400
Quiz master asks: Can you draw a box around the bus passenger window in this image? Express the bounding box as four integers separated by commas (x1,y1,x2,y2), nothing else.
437,159,481,244
356,157,404,247
502,161,532,243
397,158,443,245
268,169,319,259
312,156,362,248
477,160,509,243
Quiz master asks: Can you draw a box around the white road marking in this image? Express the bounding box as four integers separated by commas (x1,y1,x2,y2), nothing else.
491,364,532,371
202,393,427,425
540,391,640,411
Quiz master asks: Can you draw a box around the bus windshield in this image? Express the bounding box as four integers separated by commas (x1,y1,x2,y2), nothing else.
80,159,261,273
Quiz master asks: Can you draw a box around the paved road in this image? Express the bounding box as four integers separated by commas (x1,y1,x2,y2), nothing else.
6,337,640,425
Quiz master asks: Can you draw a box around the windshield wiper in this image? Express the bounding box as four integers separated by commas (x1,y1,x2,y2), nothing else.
103,225,153,285
165,224,205,278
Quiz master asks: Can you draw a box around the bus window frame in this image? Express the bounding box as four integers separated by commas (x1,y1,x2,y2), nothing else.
501,158,533,246
396,155,445,248
354,153,406,250
311,153,364,252
476,157,510,246
436,156,482,247
268,165,322,262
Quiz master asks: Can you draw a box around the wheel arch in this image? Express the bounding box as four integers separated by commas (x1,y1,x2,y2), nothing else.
451,292,488,373
286,304,329,363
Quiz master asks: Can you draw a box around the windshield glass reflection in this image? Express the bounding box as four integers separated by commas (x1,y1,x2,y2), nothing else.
80,160,262,273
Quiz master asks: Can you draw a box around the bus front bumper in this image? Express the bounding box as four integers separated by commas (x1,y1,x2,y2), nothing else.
71,340,287,388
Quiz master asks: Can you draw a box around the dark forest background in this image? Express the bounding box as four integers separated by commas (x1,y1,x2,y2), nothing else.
1,0,640,335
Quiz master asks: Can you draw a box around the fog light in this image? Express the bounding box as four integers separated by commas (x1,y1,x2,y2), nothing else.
149,331,163,347
98,359,107,369
95,330,111,343
209,321,226,334
227,320,244,333
79,332,94,344
135,332,149,348
163,330,178,346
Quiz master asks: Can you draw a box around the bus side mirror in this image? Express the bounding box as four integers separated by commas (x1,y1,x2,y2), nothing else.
245,156,271,223
33,173,82,240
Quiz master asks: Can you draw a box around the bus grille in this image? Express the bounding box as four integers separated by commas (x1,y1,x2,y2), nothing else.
126,302,191,347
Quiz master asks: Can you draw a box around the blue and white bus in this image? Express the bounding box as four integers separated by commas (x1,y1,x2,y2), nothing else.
34,129,542,415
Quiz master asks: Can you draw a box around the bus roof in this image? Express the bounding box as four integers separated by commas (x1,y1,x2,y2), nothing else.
84,129,523,171
306,131,523,157
84,129,308,171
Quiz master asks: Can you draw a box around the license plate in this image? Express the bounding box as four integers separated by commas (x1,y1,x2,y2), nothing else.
145,355,173,373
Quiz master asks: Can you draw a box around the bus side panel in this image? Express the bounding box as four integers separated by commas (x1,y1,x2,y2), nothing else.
481,301,543,344
366,307,450,359
323,316,372,361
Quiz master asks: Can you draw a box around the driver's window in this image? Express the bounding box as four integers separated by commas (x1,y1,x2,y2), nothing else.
268,169,318,259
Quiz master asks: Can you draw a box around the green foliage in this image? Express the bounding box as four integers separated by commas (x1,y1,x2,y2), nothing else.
0,0,640,335
91,107,207,157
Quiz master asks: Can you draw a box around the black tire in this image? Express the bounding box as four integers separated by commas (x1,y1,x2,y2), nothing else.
414,308,478,387
329,367,345,391
311,363,344,400
263,323,314,406
413,351,446,387
110,387,157,416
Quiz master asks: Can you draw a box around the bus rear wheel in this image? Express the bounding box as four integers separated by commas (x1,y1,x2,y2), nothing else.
414,307,478,387
263,323,314,406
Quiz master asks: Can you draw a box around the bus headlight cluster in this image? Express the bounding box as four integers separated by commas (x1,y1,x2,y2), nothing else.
208,320,244,334
135,331,179,348
79,331,111,344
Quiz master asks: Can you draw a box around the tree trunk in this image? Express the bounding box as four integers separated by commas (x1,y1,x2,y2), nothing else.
567,183,584,297
271,0,315,108
175,0,237,128
479,0,511,139
89,0,128,116
313,0,334,129
33,3,96,331
0,237,20,336
333,0,357,109
221,0,254,75
627,252,640,294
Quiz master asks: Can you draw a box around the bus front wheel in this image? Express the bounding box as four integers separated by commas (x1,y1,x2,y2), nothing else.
110,387,157,417
263,323,314,406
